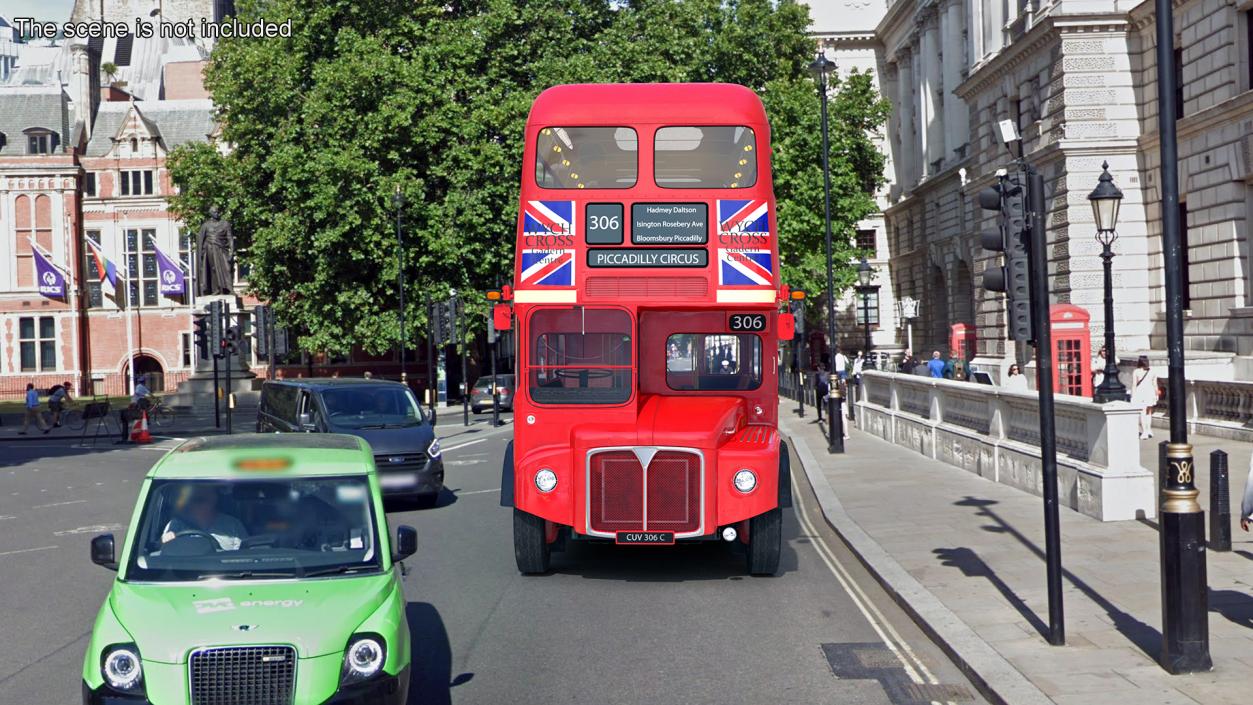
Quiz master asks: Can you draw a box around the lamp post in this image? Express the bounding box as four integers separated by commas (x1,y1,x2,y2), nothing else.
898,296,918,357
1088,162,1129,403
392,185,408,386
1153,0,1211,673
856,258,878,369
809,50,843,453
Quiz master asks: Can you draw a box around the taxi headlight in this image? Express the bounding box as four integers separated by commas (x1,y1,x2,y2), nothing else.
102,644,143,692
534,468,558,493
427,437,442,459
733,469,758,493
342,635,386,683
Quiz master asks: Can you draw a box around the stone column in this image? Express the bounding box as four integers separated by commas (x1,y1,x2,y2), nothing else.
895,48,916,191
940,0,969,160
921,11,943,174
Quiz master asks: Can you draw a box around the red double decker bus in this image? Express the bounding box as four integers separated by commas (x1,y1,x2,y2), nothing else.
499,83,793,575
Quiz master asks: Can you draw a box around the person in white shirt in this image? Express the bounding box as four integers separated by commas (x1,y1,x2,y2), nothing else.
832,348,849,384
162,486,247,551
1240,453,1253,533
1130,355,1158,439
1003,363,1029,392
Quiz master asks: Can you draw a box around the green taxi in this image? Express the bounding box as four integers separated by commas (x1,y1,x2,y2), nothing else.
81,434,416,705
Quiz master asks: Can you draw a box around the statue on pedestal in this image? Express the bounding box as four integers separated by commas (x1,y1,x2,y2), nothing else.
197,205,235,296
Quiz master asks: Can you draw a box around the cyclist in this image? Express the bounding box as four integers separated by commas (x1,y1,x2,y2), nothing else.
48,381,73,427
118,377,153,443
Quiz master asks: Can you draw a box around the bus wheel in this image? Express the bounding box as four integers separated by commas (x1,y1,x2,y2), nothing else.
513,509,551,574
746,508,781,576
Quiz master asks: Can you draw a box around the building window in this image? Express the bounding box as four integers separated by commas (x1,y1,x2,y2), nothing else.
19,316,57,371
1245,10,1253,91
856,290,880,327
856,229,877,254
26,130,59,154
1174,47,1185,118
120,170,154,196
1179,202,1191,310
126,229,160,307
83,172,96,197
182,333,192,367
84,231,104,308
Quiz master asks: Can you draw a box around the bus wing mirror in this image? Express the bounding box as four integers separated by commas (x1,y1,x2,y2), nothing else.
493,304,512,331
778,313,795,341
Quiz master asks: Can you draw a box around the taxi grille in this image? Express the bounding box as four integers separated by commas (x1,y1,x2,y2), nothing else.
588,449,701,535
189,645,295,705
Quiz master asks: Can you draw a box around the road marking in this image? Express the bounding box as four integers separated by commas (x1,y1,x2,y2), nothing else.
442,438,487,453
792,475,943,693
54,524,126,536
456,488,500,496
0,545,57,557
31,499,87,509
0,516,14,521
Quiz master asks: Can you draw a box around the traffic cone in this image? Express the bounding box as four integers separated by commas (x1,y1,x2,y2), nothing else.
131,411,153,444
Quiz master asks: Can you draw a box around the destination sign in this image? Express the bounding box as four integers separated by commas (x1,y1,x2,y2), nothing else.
587,248,708,268
631,203,708,244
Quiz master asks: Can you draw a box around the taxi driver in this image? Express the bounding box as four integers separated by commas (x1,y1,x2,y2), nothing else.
162,485,247,551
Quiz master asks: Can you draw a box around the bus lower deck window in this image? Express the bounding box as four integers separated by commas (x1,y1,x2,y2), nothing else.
529,308,633,405
654,126,757,189
535,127,638,189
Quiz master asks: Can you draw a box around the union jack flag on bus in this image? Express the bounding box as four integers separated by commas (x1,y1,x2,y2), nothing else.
719,249,773,287
717,199,769,234
520,249,575,287
523,200,575,236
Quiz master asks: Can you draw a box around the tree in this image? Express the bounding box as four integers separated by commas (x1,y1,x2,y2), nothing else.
168,0,888,354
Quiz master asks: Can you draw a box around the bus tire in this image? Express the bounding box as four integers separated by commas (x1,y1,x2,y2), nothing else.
746,508,781,576
513,509,551,574
499,441,515,507
778,440,793,508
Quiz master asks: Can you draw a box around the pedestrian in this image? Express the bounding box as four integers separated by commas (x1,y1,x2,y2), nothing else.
1240,453,1253,533
1003,363,1029,392
814,364,829,422
852,350,865,382
943,350,959,380
1093,345,1107,390
899,349,916,374
363,371,374,379
20,383,51,435
927,350,945,378
118,376,153,443
833,347,849,386
1131,355,1159,439
48,380,73,427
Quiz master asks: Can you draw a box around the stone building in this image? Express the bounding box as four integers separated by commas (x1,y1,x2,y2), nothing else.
876,0,1253,384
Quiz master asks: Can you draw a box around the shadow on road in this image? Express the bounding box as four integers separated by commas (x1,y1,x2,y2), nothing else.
385,488,459,514
1209,588,1253,631
405,601,472,705
953,495,1161,657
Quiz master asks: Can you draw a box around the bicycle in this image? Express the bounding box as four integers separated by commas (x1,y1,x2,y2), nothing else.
59,400,86,431
144,395,176,428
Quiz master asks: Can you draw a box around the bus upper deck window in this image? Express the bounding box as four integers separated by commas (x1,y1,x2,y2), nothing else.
654,126,757,189
535,127,638,189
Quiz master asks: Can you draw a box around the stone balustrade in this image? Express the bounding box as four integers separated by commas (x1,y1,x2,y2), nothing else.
857,371,1156,522
1155,377,1253,442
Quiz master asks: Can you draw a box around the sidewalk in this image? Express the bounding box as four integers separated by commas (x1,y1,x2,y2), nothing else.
780,406,1253,705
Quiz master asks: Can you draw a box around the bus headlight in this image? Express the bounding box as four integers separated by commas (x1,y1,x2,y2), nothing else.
534,468,558,493
102,644,143,692
342,635,385,683
733,469,757,493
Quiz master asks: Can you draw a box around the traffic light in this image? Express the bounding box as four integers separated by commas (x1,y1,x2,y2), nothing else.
431,301,446,346
254,305,270,359
192,314,209,359
207,300,225,356
224,325,240,355
977,173,1033,342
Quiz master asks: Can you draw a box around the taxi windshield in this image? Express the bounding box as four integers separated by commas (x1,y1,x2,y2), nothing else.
125,477,382,582
320,386,425,429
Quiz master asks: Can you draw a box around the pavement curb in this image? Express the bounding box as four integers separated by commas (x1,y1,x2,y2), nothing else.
778,415,1055,705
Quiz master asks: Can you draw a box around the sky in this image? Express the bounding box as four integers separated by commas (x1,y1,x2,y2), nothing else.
3,0,76,24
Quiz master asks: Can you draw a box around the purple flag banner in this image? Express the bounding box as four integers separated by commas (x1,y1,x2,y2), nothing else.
154,245,186,296
32,245,66,299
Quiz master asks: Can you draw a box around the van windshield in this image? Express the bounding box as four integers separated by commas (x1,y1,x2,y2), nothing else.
125,477,381,582
320,386,425,429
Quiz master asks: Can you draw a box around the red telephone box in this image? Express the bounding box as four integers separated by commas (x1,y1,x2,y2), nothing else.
949,323,976,360
1050,304,1092,397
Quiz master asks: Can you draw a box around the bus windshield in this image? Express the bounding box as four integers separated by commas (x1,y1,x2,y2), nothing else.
666,333,762,391
529,307,632,405
655,126,757,188
535,127,638,189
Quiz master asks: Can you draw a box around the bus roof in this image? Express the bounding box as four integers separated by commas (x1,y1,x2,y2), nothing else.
528,83,768,127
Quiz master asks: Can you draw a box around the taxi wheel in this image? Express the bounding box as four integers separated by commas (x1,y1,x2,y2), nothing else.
746,508,781,576
513,509,551,574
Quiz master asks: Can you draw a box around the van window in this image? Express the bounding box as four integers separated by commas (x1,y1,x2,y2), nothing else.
267,385,298,421
319,386,425,429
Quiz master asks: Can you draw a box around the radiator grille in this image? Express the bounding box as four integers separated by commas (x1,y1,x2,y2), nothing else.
589,451,644,533
644,452,701,533
189,645,295,705
587,449,702,536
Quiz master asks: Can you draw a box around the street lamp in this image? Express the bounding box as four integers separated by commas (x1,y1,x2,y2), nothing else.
898,296,918,355
1088,162,1129,403
809,50,843,453
392,185,407,385
856,257,877,369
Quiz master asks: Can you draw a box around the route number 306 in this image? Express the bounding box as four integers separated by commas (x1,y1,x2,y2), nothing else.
589,214,621,230
728,314,767,331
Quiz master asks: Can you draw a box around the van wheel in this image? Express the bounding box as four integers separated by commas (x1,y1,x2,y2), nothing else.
513,509,551,574
746,508,781,576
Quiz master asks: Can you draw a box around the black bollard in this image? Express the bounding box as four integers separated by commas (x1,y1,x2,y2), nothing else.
829,386,844,454
1209,450,1231,552
1159,440,1169,491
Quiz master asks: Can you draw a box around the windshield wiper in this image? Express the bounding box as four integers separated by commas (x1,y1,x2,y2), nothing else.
197,570,299,580
303,565,372,578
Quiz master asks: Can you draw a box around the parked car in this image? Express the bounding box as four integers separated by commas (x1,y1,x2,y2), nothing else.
82,433,416,705
470,374,515,414
257,378,443,506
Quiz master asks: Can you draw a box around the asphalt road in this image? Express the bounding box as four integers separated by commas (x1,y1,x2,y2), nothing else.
0,416,985,705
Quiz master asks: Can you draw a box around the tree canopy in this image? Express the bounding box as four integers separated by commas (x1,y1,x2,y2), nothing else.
168,0,889,353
